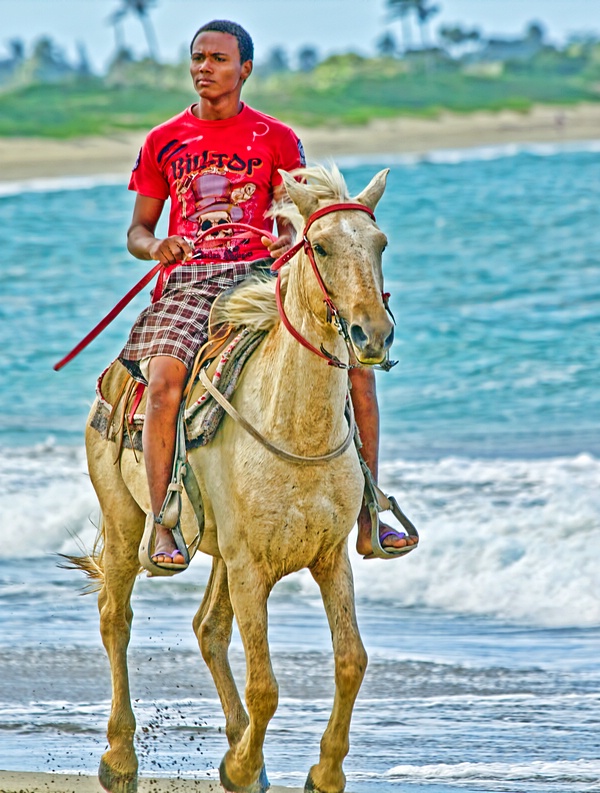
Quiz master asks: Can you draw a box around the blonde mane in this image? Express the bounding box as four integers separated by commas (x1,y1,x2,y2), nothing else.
213,163,351,331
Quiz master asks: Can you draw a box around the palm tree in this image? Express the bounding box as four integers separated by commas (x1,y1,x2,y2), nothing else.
108,0,160,60
387,0,416,53
108,5,128,56
414,0,440,49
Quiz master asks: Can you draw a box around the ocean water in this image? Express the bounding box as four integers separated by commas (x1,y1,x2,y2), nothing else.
0,141,599,792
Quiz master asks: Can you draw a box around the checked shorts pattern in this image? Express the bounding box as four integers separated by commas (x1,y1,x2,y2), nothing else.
119,259,270,383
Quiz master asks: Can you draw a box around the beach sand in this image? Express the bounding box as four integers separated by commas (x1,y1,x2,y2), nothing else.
0,770,302,792
1,103,599,183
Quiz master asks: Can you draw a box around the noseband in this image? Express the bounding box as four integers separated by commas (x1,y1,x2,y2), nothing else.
271,203,396,371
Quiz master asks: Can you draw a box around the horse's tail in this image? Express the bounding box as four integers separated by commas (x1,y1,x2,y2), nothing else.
58,516,106,593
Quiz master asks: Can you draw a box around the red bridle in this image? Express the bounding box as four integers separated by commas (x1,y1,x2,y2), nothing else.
53,209,395,373
271,203,394,370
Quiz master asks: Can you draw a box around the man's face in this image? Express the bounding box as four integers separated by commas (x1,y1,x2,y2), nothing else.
190,31,252,101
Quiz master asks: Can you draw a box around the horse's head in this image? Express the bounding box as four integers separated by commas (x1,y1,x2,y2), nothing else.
279,165,394,367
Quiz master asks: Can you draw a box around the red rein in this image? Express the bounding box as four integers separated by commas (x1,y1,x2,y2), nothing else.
53,223,277,371
53,204,380,372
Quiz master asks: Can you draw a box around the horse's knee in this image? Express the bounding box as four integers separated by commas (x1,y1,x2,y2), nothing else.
335,644,368,695
246,676,279,723
196,615,232,665
99,599,133,646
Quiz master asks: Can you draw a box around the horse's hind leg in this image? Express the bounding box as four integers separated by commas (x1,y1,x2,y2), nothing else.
306,546,368,793
192,557,249,747
219,563,277,793
96,497,145,793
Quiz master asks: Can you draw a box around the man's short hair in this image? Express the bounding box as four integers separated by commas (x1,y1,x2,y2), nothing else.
190,20,254,63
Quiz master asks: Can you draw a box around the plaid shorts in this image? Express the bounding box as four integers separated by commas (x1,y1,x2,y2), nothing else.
119,258,272,382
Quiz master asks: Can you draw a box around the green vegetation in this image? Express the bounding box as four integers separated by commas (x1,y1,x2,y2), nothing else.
1,33,600,137
243,55,599,126
0,80,195,137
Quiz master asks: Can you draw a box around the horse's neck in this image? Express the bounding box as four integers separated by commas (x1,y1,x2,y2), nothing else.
253,258,350,451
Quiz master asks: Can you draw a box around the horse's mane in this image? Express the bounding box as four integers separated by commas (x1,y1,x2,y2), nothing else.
213,164,351,331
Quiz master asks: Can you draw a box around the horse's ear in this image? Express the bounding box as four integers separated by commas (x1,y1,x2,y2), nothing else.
279,170,319,219
355,169,389,212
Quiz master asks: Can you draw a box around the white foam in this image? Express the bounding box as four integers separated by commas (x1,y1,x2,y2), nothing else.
350,453,600,628
0,173,127,198
3,445,599,628
384,758,600,783
0,444,100,557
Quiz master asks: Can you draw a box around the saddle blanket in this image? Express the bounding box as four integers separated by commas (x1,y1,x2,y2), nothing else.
89,328,266,452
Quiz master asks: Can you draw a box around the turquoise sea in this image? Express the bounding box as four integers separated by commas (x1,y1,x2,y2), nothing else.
0,141,599,792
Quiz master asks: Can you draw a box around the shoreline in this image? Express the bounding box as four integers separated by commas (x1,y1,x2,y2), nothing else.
0,770,302,792
1,103,599,183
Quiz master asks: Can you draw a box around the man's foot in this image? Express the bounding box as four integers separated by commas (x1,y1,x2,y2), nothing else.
356,509,419,558
151,524,187,567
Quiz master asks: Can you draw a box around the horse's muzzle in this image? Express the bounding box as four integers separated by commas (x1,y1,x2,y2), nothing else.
349,321,394,365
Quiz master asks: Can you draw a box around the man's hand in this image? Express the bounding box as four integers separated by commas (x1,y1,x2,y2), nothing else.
261,234,293,260
148,235,194,265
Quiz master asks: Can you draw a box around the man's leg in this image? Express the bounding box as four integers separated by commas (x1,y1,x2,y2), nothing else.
349,368,418,557
142,355,189,565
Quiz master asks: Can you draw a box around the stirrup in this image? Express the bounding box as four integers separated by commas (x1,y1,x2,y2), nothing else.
359,455,419,560
138,512,190,577
138,404,202,576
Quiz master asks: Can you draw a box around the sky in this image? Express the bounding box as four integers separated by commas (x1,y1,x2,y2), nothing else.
0,0,598,72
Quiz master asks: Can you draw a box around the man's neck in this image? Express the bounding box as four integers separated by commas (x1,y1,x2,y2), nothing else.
193,97,244,121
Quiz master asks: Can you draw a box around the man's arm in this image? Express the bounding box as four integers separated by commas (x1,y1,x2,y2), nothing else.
127,194,193,264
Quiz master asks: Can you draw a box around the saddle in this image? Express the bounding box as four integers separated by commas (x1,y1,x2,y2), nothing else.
89,325,266,455
89,324,419,565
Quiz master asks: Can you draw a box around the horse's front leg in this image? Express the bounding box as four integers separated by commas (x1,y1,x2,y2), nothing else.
97,503,145,793
219,562,276,793
192,557,249,747
306,545,368,793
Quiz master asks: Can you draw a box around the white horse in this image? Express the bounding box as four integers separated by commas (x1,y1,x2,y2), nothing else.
79,164,395,793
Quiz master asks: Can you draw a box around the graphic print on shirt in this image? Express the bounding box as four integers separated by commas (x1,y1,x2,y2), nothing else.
167,129,271,261
130,107,305,261
176,171,257,260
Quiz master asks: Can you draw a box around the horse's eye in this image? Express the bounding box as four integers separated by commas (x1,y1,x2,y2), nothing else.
313,243,327,257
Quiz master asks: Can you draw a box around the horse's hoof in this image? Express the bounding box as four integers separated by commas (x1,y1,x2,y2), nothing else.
219,758,269,793
305,773,344,793
99,757,138,793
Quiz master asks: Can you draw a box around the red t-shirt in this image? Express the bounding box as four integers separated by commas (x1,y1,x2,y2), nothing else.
129,103,305,261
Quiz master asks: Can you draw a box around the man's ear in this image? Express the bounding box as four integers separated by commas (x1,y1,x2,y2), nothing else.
355,169,389,212
279,170,319,219
241,59,253,82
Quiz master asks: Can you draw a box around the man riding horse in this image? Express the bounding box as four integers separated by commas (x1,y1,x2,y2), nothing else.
119,18,418,574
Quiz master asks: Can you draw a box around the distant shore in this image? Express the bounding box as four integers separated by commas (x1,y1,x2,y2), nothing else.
1,103,599,184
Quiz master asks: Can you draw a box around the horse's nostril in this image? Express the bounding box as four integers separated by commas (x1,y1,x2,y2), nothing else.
349,324,368,348
384,328,395,349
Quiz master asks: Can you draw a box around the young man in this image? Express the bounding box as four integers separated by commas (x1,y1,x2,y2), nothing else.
120,20,417,572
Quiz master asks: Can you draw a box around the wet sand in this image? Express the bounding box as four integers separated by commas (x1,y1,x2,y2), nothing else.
0,103,598,183
0,770,302,792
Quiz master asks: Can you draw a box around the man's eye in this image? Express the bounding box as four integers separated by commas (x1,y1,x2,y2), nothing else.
313,243,327,256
